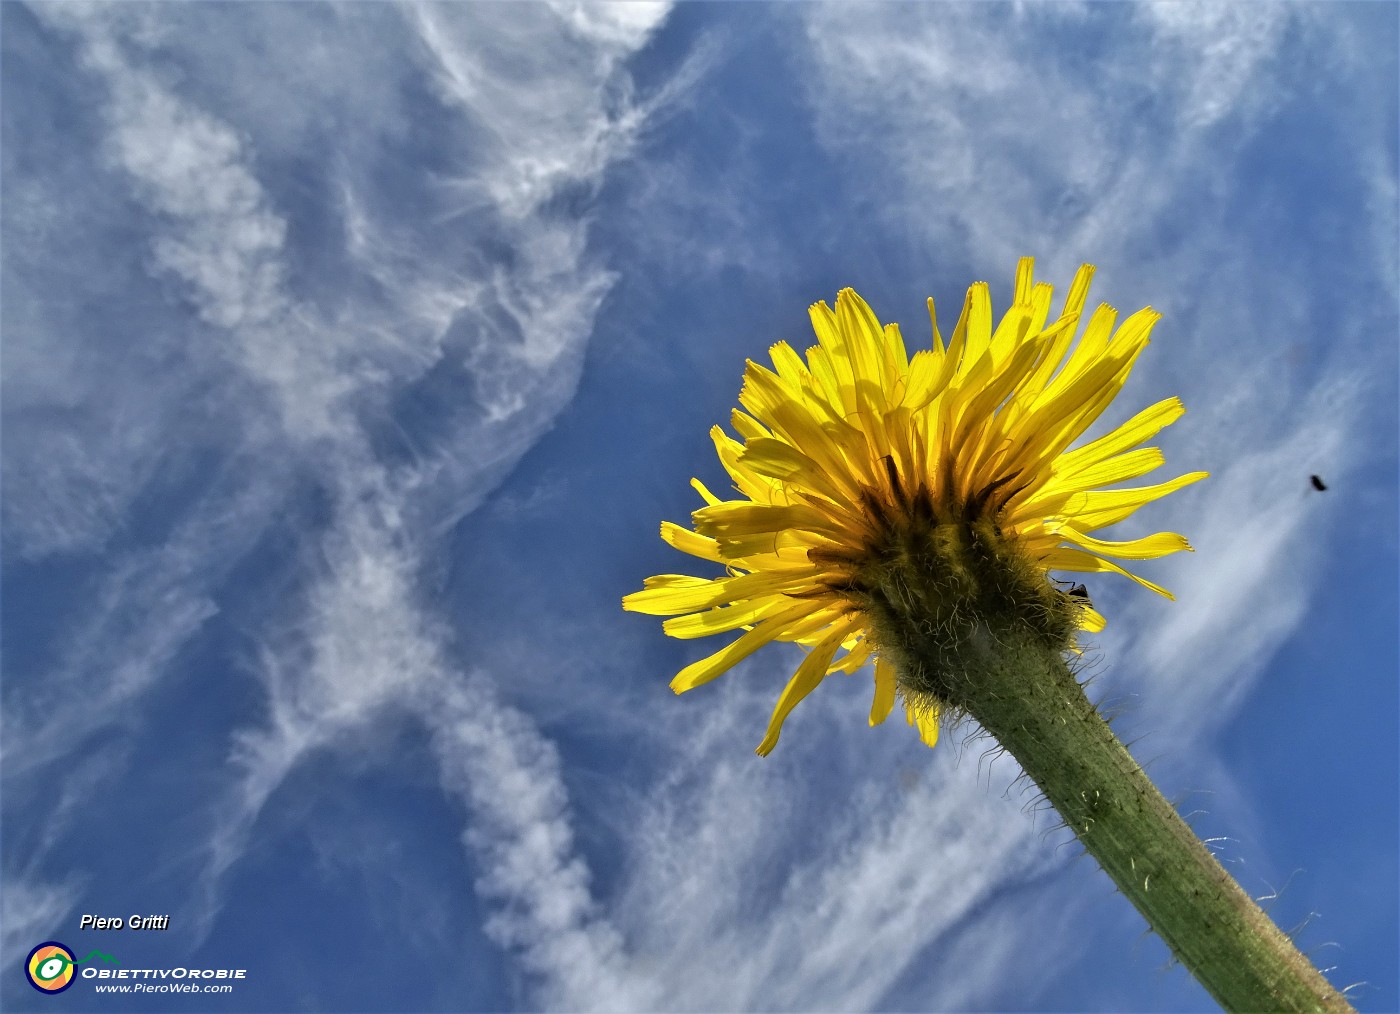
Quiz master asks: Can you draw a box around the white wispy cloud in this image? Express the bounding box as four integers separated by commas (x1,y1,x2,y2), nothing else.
409,2,657,222
0,877,80,968
0,460,288,775
7,3,675,998
601,660,1085,1012
798,3,1297,280
198,474,448,935
1116,370,1364,743
41,6,353,440
544,1,671,52
6,0,308,810
194,7,675,984
1140,2,1291,130
430,677,656,1012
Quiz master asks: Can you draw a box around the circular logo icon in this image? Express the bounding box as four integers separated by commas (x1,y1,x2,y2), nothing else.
26,942,76,994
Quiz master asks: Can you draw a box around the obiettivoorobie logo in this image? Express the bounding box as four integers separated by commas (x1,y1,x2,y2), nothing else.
25,942,118,994
26,942,76,994
27,942,70,994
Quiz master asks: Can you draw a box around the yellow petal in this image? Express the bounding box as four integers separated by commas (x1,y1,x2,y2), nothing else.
713,526,828,560
804,339,845,411
1016,308,1083,410
1058,527,1194,560
836,288,891,396
903,348,955,412
670,601,830,693
693,503,847,550
1035,302,1118,403
627,566,821,616
1012,256,1035,306
690,477,722,506
740,364,860,481
623,575,719,615
960,281,994,368
869,657,897,726
1055,396,1185,476
1062,263,1096,321
926,295,946,357
739,438,855,509
766,340,811,391
738,362,811,439
1041,547,1175,599
1012,334,1153,476
1012,447,1171,523
882,322,910,379
711,425,781,503
756,617,860,756
1025,280,1055,336
1053,447,1166,491
905,700,940,748
660,521,723,563
1078,603,1107,633
809,298,858,416
987,303,1032,367
829,633,875,674
729,408,771,443
1067,471,1210,532
664,595,797,639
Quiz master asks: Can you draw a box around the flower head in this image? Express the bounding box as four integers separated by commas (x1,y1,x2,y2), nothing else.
625,258,1206,755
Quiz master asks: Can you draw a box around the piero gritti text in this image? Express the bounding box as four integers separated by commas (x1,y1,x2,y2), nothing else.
80,913,170,931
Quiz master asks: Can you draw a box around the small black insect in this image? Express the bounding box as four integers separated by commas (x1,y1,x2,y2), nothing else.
1054,579,1091,605
1310,475,1327,492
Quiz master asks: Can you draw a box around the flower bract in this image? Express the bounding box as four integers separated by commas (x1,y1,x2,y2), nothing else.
625,258,1206,755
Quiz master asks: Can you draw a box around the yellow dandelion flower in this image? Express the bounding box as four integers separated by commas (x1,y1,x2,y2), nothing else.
625,258,1206,756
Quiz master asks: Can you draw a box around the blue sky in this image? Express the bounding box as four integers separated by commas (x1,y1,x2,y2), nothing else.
3,3,1396,1011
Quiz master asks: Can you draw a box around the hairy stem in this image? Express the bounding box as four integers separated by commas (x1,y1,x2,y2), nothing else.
897,627,1350,1012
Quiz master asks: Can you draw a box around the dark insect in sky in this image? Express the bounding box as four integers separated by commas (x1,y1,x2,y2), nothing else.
1310,475,1327,492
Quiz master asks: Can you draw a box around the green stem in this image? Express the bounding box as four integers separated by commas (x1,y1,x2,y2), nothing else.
902,629,1352,1013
